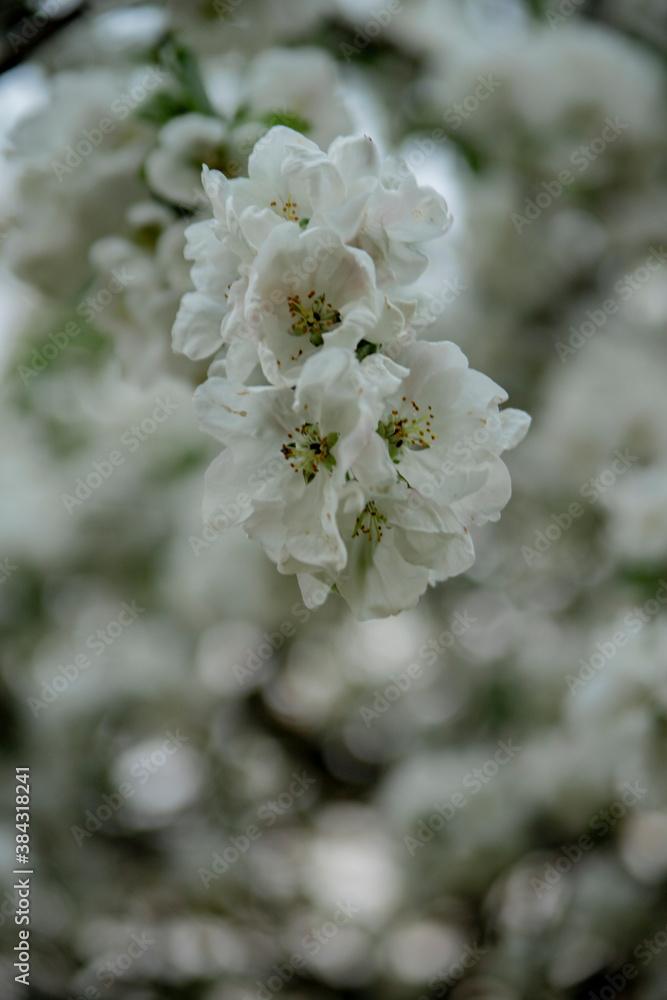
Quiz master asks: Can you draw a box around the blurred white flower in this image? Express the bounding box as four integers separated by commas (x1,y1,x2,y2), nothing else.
146,113,228,208
239,47,353,150
5,68,154,298
602,465,667,565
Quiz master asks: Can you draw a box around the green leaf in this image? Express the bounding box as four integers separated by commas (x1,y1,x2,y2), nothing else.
159,37,215,117
135,90,195,126
258,109,311,134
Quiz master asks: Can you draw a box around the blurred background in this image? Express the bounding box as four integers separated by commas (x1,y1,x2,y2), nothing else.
2,1,667,998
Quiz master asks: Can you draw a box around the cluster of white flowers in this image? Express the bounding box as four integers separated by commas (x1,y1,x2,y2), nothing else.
173,126,530,618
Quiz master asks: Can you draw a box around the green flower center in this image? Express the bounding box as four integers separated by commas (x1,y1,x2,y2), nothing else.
287,291,342,348
281,422,338,484
352,501,388,542
377,399,437,461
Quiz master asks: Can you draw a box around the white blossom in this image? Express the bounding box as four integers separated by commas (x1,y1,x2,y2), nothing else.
171,125,529,617
297,342,530,619
239,222,410,387
194,348,405,578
